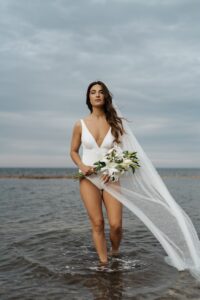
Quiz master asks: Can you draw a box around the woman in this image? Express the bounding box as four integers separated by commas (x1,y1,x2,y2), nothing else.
70,80,125,265
70,81,200,280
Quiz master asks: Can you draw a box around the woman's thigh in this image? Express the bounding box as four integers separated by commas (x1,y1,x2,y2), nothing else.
79,178,104,223
102,190,123,226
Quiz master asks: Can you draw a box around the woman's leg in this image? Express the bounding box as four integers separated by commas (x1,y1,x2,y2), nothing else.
103,190,123,254
80,178,108,263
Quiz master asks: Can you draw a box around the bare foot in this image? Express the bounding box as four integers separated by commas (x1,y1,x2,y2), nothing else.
109,248,119,257
97,260,109,271
99,260,108,266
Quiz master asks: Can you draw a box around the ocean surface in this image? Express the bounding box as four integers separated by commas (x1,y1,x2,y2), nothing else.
0,168,200,300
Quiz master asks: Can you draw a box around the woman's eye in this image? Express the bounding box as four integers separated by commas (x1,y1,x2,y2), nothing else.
90,90,104,94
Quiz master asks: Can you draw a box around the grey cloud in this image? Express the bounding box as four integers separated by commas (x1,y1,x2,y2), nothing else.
0,0,199,167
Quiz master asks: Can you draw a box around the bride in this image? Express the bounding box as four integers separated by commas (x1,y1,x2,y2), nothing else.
70,81,200,280
70,81,125,264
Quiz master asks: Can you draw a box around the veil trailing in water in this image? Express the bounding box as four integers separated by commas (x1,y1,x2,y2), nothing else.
87,101,200,281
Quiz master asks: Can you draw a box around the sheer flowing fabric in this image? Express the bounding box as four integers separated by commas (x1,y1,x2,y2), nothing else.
87,103,200,281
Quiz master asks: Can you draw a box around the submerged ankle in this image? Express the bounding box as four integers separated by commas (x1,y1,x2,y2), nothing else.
99,259,108,265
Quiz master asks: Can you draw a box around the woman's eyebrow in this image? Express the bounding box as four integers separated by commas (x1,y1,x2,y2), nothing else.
91,89,103,92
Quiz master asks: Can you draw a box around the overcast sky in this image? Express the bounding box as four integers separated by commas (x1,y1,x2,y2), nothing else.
0,0,200,168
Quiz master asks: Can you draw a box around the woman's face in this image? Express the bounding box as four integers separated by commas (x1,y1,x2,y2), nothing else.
89,84,105,108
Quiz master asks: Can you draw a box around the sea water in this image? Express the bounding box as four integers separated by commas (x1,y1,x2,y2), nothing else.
0,168,200,299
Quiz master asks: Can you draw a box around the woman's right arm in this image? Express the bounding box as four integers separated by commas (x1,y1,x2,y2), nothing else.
70,121,93,176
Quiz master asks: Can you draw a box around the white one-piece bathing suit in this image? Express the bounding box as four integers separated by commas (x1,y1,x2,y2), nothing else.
80,119,115,190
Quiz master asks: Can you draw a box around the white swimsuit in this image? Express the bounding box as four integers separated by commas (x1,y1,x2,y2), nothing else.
80,119,115,189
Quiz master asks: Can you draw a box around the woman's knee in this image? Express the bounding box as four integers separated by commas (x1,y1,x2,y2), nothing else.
110,222,122,234
91,218,105,233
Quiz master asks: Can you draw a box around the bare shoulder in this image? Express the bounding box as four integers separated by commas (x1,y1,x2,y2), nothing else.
74,119,81,128
72,119,82,134
73,115,90,130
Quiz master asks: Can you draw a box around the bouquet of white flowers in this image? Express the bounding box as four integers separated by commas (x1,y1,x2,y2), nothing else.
75,144,140,182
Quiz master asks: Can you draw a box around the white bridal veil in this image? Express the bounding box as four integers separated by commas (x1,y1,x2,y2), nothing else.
87,102,200,281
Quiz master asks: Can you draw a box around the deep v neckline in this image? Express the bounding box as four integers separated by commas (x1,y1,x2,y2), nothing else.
82,119,111,148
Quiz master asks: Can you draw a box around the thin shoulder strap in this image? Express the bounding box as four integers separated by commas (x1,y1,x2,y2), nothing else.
80,119,84,135
80,119,86,128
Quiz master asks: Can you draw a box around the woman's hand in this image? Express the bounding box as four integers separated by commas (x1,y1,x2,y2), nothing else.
101,174,110,184
79,164,95,176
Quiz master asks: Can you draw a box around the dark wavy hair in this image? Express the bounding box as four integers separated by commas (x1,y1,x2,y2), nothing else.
86,81,125,143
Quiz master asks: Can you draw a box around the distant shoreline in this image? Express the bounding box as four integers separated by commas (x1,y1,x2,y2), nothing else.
0,175,76,179
0,175,200,179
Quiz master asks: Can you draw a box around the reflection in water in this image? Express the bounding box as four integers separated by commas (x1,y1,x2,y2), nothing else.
86,257,124,300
